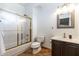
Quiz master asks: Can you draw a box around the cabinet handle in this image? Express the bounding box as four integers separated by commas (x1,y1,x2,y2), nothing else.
68,45,76,48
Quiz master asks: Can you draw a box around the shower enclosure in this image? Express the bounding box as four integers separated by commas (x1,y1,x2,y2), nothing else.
0,9,31,50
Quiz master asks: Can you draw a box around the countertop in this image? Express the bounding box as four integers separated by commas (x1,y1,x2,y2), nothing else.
51,36,79,44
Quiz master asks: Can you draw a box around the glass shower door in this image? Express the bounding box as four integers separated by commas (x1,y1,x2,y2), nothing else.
0,10,17,49
0,10,31,50
21,18,30,44
17,17,31,45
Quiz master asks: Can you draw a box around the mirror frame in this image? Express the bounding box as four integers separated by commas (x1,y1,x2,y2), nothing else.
57,10,75,28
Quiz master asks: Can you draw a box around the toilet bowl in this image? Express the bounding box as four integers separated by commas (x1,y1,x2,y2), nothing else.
31,42,41,54
31,36,45,54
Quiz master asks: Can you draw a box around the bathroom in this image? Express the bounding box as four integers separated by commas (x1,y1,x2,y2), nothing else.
0,3,79,56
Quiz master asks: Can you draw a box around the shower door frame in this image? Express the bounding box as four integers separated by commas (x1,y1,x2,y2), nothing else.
16,17,32,47
0,9,32,50
6,20,32,50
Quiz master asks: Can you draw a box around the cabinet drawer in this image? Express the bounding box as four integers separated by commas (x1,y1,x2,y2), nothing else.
63,42,79,48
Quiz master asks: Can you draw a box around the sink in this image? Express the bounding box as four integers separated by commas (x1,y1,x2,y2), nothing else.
51,36,79,44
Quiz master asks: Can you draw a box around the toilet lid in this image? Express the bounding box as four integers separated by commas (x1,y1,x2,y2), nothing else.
31,42,40,48
32,42,40,45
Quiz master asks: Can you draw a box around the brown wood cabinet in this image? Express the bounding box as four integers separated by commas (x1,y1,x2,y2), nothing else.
52,40,79,56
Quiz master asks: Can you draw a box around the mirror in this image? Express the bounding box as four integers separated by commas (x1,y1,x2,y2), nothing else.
57,10,75,28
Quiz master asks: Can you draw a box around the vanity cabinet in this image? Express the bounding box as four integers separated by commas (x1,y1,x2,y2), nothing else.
52,40,63,56
52,40,79,56
62,42,76,56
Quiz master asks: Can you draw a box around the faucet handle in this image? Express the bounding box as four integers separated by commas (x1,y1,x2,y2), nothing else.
64,33,66,38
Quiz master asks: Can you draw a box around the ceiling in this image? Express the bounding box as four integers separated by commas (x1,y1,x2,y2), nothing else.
19,3,64,9
19,3,41,8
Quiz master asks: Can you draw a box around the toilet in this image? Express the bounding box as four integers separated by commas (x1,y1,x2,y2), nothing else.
31,36,45,54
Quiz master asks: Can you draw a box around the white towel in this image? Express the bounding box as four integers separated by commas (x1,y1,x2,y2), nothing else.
0,31,6,55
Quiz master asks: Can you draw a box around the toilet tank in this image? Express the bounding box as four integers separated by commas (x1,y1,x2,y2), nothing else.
36,36,45,43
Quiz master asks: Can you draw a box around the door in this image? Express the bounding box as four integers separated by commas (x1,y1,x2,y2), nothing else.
62,42,76,56
17,16,30,45
0,10,17,49
0,10,31,50
21,17,30,44
52,40,62,56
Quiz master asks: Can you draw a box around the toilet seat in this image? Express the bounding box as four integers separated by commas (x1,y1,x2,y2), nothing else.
31,42,40,48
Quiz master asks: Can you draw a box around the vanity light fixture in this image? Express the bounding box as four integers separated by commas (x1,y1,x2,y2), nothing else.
55,3,75,15
57,3,75,28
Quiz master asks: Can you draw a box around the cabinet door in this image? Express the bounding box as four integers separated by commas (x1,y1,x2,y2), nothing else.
74,45,79,56
52,40,62,56
62,43,76,56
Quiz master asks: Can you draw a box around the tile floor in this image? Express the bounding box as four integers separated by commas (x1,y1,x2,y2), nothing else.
18,47,51,56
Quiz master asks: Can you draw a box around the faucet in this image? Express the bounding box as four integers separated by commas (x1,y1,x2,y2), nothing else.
64,33,66,38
